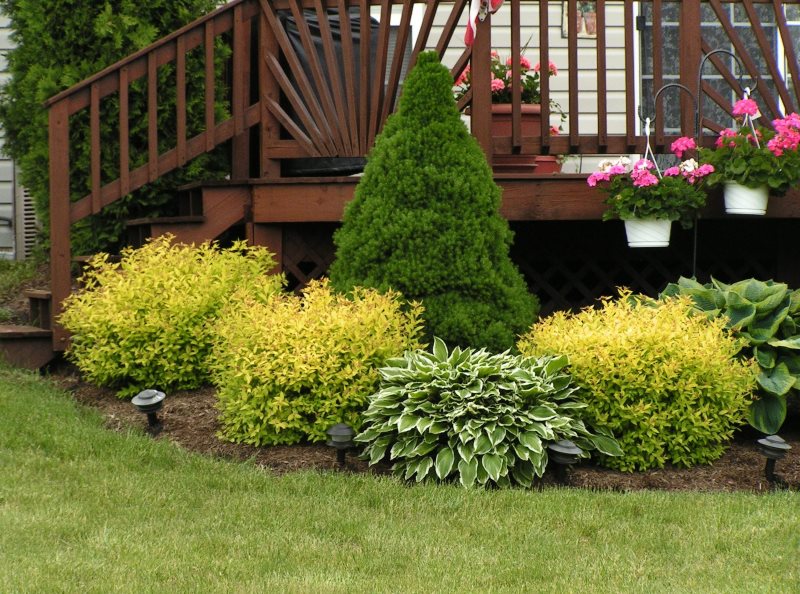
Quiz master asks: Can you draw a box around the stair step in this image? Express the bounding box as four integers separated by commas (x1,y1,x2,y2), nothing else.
23,289,52,330
0,324,55,370
125,215,205,227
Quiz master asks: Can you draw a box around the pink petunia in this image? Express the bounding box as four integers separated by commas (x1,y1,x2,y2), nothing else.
670,136,696,158
732,98,760,118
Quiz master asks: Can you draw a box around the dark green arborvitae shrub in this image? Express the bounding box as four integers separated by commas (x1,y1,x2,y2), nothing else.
329,51,539,352
0,0,229,254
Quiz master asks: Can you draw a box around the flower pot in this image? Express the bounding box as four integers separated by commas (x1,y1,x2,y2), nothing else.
623,219,671,248
584,12,597,35
490,104,541,174
534,155,562,174
723,182,769,215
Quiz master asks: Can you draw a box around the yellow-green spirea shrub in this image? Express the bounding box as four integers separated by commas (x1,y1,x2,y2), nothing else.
210,279,425,446
517,292,757,471
60,235,283,397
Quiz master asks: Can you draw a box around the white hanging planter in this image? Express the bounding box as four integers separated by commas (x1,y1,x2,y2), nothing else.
723,182,769,215
623,218,672,248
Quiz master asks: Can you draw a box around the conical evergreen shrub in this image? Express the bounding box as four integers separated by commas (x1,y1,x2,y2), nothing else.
329,51,538,351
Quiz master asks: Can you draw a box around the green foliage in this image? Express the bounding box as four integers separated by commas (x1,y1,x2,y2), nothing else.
60,235,281,397
0,0,230,254
329,51,538,352
210,280,425,446
662,276,800,434
699,126,800,193
518,292,756,471
356,337,621,488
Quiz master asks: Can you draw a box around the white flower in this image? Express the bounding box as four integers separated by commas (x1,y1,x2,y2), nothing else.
680,158,699,173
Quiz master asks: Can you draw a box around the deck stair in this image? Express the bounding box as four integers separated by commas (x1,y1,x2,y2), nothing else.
0,289,55,370
125,183,251,248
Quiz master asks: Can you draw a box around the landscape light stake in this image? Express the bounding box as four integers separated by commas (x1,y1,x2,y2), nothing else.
326,423,355,469
131,389,166,436
547,439,583,485
756,435,792,489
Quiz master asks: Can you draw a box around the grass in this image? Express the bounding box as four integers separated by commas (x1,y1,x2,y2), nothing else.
0,257,39,303
1,366,798,594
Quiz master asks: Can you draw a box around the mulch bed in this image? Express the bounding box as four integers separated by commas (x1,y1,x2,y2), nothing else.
50,364,800,493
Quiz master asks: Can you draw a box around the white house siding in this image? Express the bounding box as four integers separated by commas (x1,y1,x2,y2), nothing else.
0,14,16,258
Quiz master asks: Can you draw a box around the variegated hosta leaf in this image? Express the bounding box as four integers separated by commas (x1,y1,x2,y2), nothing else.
356,337,620,488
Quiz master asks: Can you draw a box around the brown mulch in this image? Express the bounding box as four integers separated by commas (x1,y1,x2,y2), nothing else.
49,364,800,493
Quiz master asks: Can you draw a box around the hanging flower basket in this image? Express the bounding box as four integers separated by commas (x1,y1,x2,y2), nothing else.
623,219,672,248
723,181,769,215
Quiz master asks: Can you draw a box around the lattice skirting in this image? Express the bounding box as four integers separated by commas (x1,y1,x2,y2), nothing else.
279,220,800,316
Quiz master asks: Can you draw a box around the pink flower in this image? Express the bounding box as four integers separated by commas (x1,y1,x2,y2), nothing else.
663,166,681,177
670,137,696,158
519,56,532,70
768,113,800,156
715,128,737,148
549,125,560,136
632,171,660,187
732,98,759,117
490,77,505,92
533,61,558,76
632,159,654,171
587,171,610,187
608,164,627,175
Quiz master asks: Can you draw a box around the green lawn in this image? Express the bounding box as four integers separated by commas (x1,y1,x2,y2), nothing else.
1,366,798,594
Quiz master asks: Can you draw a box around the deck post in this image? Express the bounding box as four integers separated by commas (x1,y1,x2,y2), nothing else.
258,8,281,177
470,11,494,161
48,101,72,349
679,0,702,136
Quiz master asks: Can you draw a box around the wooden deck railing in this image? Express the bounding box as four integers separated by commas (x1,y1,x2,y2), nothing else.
45,0,800,346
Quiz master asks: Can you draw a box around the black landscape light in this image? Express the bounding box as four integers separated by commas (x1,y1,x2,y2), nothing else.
756,434,792,489
547,439,584,485
131,389,166,436
326,423,355,469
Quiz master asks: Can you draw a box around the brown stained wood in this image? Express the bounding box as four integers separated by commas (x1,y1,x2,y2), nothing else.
335,0,360,154
263,96,321,155
742,0,795,113
232,11,252,178
538,1,550,151
90,83,101,214
177,36,187,167
232,4,246,138
358,0,370,153
147,53,159,182
510,0,521,149
624,0,636,149
48,101,71,348
774,0,800,106
259,10,282,176
368,0,391,148
381,1,414,125
248,224,284,274
471,14,492,160
289,0,348,154
259,0,338,154
434,0,468,57
205,21,216,151
263,53,333,155
596,0,608,149
119,67,130,196
313,0,353,154
567,0,579,148
708,0,781,120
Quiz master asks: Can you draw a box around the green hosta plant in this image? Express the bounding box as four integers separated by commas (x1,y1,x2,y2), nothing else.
662,277,800,434
355,338,621,488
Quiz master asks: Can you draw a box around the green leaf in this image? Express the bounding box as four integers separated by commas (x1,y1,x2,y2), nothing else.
748,303,790,344
474,432,492,455
543,355,569,375
754,346,777,369
435,447,455,479
415,457,433,482
481,453,503,482
530,406,557,421
457,441,474,463
724,293,757,329
748,393,788,434
590,434,623,457
767,336,800,350
432,336,448,361
428,421,449,434
757,363,795,397
368,442,389,465
510,459,535,487
458,457,478,488
397,414,419,433
512,442,530,461
519,431,543,454
488,425,507,447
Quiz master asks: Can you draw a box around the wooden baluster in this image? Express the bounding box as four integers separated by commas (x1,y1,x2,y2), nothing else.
471,11,492,161
48,101,71,348
205,21,216,152
177,36,187,167
147,52,158,182
596,0,608,151
90,83,101,214
119,67,130,196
